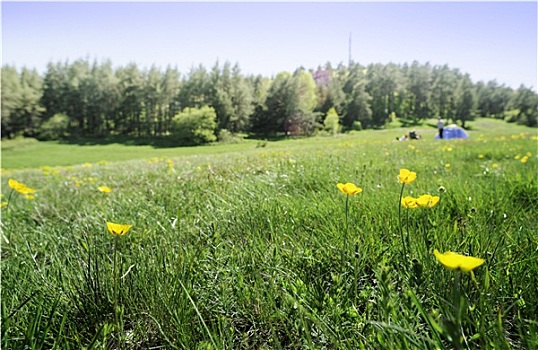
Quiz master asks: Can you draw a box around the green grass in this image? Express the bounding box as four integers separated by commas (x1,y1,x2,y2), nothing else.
2,118,532,170
1,119,537,349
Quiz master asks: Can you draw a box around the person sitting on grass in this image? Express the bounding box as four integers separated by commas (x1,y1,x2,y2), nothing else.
409,130,421,140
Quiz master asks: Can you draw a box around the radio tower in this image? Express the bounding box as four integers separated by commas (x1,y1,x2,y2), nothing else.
348,32,352,66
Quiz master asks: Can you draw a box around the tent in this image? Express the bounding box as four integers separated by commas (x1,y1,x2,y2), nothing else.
435,124,469,140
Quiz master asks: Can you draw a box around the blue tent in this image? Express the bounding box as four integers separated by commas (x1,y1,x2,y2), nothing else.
435,124,469,140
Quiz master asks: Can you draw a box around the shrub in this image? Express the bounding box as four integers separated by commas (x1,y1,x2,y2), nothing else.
217,129,243,144
323,108,341,135
38,113,70,140
351,121,363,131
172,106,217,145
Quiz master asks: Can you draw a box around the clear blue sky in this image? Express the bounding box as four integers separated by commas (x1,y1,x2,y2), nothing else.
2,1,536,90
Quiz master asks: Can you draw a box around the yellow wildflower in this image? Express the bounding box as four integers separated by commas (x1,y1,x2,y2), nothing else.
1,202,7,208
98,186,112,193
398,169,417,185
401,196,418,208
85,177,97,184
337,182,363,196
106,222,133,236
521,156,529,163
24,194,35,200
434,249,485,272
416,194,440,207
8,179,36,195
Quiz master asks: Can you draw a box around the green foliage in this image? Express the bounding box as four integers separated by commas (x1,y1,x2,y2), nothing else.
37,113,70,140
172,106,218,145
216,129,243,144
1,66,44,138
251,69,318,136
209,62,254,133
453,73,477,128
365,63,405,127
323,107,341,134
505,109,521,123
475,80,513,119
342,63,372,129
2,59,537,145
351,120,363,131
508,86,538,127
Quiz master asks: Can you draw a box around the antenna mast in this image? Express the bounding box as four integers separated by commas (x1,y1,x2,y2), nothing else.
348,32,352,66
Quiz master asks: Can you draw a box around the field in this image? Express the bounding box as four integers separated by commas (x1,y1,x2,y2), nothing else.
1,119,537,349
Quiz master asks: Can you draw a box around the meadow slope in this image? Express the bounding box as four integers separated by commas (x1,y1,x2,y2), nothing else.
1,120,537,349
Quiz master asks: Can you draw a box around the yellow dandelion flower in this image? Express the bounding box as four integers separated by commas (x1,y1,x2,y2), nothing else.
521,156,529,163
478,154,484,159
106,222,133,236
526,152,532,157
82,162,92,167
445,163,451,168
514,154,521,160
434,249,485,273
492,163,499,168
24,194,35,200
1,202,7,208
337,182,363,196
98,186,112,193
401,196,418,208
398,169,417,185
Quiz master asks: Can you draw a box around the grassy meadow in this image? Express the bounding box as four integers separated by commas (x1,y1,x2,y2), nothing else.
1,119,537,349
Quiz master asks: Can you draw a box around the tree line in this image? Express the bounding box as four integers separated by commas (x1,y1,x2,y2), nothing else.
2,59,537,144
